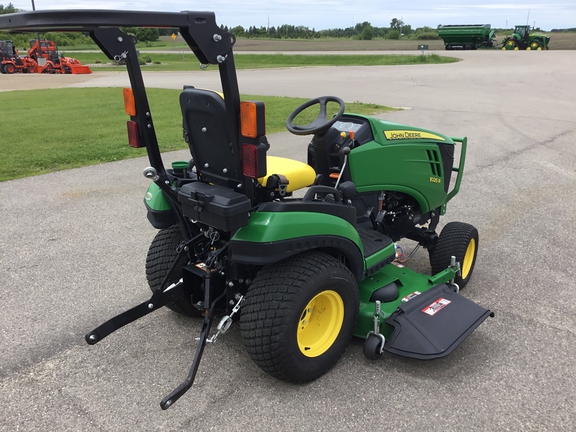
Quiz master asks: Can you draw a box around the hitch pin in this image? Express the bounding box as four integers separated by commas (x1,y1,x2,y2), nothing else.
205,295,244,343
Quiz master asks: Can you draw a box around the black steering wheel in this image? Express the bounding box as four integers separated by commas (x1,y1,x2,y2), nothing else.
286,96,345,136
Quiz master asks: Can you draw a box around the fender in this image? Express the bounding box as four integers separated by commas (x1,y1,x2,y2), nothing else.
144,182,176,229
230,210,366,280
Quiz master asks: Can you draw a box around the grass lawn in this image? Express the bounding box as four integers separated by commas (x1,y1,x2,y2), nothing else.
68,52,459,72
1,88,394,182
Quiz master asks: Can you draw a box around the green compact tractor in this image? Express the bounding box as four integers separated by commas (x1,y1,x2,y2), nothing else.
502,25,550,50
0,10,493,410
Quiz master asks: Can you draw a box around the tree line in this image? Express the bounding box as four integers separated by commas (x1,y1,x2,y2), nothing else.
1,5,437,44
225,20,441,41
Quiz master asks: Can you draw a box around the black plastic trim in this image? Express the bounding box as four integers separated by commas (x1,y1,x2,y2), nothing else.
144,201,176,229
230,235,365,280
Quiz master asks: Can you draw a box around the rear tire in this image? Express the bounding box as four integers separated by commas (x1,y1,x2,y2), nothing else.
430,222,479,289
4,63,16,74
145,224,198,316
504,38,518,50
240,251,359,383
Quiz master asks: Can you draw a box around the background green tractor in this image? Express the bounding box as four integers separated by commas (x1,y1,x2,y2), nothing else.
502,25,550,50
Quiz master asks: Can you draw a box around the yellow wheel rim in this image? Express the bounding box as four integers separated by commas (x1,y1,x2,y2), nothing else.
461,238,476,279
297,290,344,358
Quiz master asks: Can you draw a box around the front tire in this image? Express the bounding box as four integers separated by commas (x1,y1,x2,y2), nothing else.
430,222,479,289
240,251,359,383
145,224,198,316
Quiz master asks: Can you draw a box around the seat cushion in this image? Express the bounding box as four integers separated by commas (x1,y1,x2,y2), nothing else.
258,156,316,192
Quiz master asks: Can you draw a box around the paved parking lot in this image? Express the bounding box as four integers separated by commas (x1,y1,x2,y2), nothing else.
1,50,575,431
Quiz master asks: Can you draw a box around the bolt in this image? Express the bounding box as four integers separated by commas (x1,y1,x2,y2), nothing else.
213,34,222,42
117,37,123,42
148,303,154,309
165,400,172,407
270,192,275,198
204,163,209,168
237,183,243,189
216,55,226,63
165,180,170,185
88,334,98,342
146,112,150,117
228,281,234,287
223,168,228,173
229,299,236,306
201,127,207,132
235,293,243,301
147,124,152,129
184,246,189,252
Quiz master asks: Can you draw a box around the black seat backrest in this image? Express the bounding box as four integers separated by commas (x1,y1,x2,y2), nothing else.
180,88,242,187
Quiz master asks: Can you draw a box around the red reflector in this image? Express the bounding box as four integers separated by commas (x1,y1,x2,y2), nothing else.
126,121,141,148
242,144,258,179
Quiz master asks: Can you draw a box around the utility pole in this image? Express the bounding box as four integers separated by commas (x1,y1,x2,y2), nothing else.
31,0,42,62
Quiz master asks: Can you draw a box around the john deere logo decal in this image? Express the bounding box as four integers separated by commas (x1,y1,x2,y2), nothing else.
384,130,445,141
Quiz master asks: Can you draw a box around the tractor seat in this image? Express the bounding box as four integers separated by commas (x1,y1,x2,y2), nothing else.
259,156,316,192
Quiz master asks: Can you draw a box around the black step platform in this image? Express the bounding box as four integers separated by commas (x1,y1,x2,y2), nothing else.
358,229,393,257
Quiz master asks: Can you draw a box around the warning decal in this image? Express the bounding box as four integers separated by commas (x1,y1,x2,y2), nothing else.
422,298,451,316
401,291,421,303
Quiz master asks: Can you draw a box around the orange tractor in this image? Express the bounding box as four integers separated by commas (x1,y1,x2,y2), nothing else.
0,39,40,73
0,38,91,74
28,39,92,74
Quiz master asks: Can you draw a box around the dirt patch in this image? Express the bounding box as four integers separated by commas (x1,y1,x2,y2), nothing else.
234,38,447,51
233,33,576,51
0,73,97,92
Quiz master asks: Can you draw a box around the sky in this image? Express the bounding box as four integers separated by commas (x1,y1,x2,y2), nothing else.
7,1,576,31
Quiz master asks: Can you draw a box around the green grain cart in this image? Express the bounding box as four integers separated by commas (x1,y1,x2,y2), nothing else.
438,24,496,50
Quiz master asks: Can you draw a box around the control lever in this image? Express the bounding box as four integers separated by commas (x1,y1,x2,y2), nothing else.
334,146,351,190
